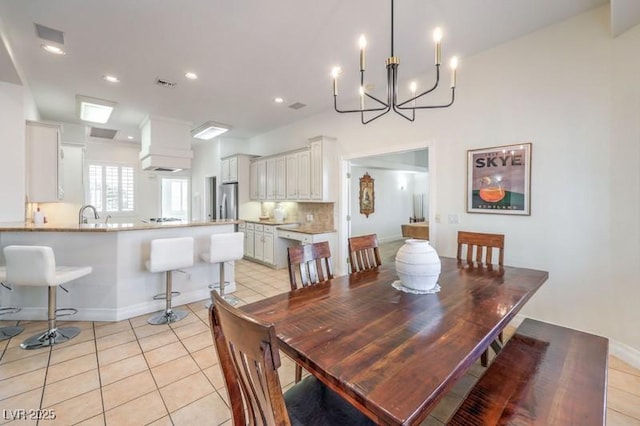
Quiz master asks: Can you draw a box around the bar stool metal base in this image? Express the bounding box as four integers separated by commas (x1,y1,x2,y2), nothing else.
147,309,188,325
0,307,24,341
205,292,238,309
0,326,24,341
148,270,188,325
20,327,80,350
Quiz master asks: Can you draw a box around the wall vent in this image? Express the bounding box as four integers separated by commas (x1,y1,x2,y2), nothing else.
34,23,65,44
155,78,177,89
90,127,118,139
288,102,307,110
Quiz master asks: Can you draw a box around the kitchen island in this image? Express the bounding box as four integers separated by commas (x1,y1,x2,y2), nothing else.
0,220,239,322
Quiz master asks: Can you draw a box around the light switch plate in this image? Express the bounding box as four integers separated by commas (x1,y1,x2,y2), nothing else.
448,214,459,224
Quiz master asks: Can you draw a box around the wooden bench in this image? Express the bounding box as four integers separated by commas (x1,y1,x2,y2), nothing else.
448,318,608,425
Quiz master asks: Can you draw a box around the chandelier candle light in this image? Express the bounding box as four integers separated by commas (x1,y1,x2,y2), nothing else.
331,0,458,124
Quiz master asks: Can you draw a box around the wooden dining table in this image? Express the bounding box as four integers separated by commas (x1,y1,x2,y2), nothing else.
242,257,549,425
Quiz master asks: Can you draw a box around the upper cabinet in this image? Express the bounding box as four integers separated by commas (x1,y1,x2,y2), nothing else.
26,121,63,202
309,136,336,201
221,155,255,218
221,155,239,183
250,136,336,202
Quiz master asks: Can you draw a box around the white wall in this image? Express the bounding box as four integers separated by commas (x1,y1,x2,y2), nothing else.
190,138,220,221
0,81,25,222
248,7,640,356
350,167,415,242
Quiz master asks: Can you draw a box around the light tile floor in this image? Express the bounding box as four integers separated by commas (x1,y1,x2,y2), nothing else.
0,244,639,425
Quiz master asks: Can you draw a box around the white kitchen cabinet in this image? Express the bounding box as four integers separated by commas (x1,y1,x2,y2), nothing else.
257,160,267,200
26,121,63,202
239,222,254,258
285,151,308,201
266,158,276,200
285,153,298,199
249,161,258,200
243,222,292,268
253,223,265,261
275,156,286,200
245,229,255,257
309,136,337,201
297,150,311,200
221,156,239,183
248,135,335,202
263,232,274,264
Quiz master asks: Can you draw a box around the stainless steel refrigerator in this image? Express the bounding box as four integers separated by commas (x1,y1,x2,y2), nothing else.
219,183,238,220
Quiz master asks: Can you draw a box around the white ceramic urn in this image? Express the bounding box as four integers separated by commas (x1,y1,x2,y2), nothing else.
395,239,441,292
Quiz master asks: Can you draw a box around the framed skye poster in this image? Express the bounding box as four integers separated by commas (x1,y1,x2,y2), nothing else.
467,143,531,215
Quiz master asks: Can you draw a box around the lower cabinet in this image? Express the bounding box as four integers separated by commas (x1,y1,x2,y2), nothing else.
241,223,293,269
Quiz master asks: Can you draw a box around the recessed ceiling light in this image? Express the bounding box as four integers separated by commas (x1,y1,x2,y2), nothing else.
274,97,284,104
185,72,198,80
191,121,231,140
76,95,116,124
127,136,134,140
103,75,120,83
41,44,65,55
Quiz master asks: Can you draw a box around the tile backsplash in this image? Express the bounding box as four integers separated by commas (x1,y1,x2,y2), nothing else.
261,202,334,230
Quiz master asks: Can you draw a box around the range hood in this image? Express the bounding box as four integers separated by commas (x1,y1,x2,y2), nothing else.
139,115,193,171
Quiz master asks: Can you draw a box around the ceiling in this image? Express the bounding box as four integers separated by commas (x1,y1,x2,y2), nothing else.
1,0,635,143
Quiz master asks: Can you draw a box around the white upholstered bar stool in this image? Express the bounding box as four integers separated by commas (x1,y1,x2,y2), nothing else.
0,267,24,341
146,237,193,325
3,246,92,350
200,232,244,307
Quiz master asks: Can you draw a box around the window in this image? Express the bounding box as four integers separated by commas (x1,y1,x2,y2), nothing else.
161,177,189,220
86,163,135,214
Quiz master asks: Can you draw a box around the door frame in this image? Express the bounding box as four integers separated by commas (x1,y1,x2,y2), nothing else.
337,139,437,275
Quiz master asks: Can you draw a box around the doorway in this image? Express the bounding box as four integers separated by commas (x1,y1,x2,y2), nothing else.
338,141,436,275
205,176,217,221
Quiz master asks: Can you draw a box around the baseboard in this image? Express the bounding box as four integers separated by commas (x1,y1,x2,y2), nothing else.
378,234,404,244
1,283,238,323
512,314,640,369
610,339,640,370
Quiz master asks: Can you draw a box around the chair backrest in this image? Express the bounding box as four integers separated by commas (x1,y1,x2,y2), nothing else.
348,234,382,273
4,245,56,286
456,231,505,267
148,237,194,273
209,291,290,426
208,232,244,263
287,242,333,290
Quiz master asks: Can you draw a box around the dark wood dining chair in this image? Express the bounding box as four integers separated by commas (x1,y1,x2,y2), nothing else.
287,242,333,382
456,231,504,268
457,230,505,366
209,291,374,426
287,242,333,291
348,234,382,273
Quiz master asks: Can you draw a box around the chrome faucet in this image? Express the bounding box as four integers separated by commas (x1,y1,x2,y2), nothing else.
78,205,100,224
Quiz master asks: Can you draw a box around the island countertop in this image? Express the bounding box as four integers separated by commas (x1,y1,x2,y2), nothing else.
0,219,241,232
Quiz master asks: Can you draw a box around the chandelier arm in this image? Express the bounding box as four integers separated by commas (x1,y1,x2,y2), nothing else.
364,92,389,107
392,104,416,122
406,87,456,110
361,107,392,124
396,65,441,108
334,95,388,114
390,65,415,121
359,61,393,122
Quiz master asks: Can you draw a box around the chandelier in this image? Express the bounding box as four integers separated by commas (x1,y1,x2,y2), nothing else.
331,0,458,124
